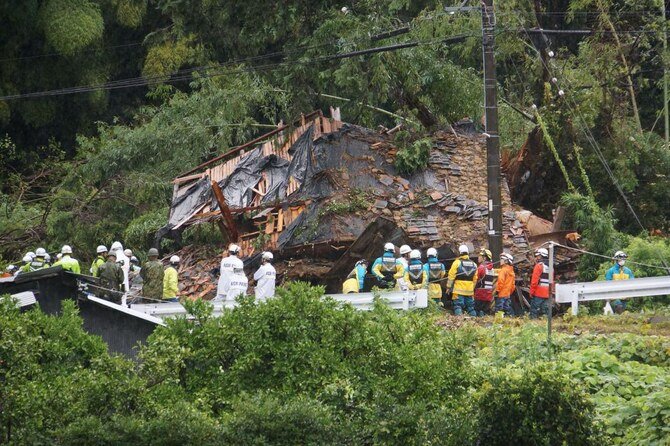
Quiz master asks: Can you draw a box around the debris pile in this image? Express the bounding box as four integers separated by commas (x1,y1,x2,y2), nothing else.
162,110,574,293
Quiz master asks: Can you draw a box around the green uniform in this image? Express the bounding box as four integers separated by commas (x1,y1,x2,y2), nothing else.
141,260,164,300
90,256,105,277
53,255,81,274
98,259,124,299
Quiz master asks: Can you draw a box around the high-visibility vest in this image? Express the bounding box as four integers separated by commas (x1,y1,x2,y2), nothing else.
456,260,477,281
427,262,444,281
407,262,424,285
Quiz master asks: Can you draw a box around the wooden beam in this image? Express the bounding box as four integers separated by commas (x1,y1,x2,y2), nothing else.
210,180,239,242
172,172,205,185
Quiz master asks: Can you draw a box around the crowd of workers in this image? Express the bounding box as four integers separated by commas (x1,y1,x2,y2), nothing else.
4,239,632,315
343,243,635,317
3,241,277,305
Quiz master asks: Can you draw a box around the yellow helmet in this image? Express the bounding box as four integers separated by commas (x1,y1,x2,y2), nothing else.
480,248,492,260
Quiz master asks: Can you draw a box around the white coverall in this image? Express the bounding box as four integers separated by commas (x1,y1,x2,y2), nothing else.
215,255,237,300
253,263,276,301
227,273,248,302
111,243,130,292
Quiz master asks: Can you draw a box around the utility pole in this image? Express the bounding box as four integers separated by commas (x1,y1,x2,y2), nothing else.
481,0,503,261
663,2,669,150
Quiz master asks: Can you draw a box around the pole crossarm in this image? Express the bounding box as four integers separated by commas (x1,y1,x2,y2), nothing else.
555,276,670,315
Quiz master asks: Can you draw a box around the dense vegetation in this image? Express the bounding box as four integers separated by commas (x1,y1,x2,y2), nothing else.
3,283,669,444
1,0,670,268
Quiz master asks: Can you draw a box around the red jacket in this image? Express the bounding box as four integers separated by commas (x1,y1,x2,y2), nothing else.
530,261,550,298
474,261,495,302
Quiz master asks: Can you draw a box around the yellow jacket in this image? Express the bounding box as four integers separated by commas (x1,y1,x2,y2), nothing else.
163,266,179,299
404,261,427,290
447,255,478,297
54,255,81,274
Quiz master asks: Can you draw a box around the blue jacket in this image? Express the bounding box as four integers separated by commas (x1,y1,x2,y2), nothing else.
605,264,634,281
423,257,445,279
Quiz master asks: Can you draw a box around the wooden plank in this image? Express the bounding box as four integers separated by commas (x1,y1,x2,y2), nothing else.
277,209,284,231
210,180,239,242
172,172,205,185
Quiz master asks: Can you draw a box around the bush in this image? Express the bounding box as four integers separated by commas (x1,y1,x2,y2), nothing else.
476,364,606,446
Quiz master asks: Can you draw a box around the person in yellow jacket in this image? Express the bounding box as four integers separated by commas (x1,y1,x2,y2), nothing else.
90,245,107,277
446,244,478,316
53,245,81,274
371,242,404,289
404,249,427,290
343,259,368,293
423,247,445,301
163,255,180,302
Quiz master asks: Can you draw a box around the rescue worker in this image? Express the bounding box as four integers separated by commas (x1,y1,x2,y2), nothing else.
474,248,496,316
447,244,478,316
140,248,164,300
163,256,180,302
605,251,634,314
423,248,445,302
20,248,48,272
404,249,427,290
110,241,130,292
343,259,367,293
44,253,51,266
19,254,32,273
529,248,550,319
216,244,241,301
372,243,404,289
227,258,248,301
493,253,515,316
97,251,124,300
254,251,276,301
2,265,17,278
53,245,81,274
90,245,107,277
124,249,133,259
397,245,412,271
56,253,62,262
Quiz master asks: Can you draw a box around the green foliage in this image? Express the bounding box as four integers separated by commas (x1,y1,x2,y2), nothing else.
561,192,619,280
321,188,369,215
476,364,606,446
394,133,432,175
123,207,169,252
39,0,104,56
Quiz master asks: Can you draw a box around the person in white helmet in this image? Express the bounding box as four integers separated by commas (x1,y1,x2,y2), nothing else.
20,248,48,272
404,249,427,290
227,258,248,302
53,245,81,274
423,247,445,302
18,254,33,274
254,251,276,301
163,255,180,302
90,245,108,277
397,245,412,271
2,264,18,277
529,248,551,319
604,251,634,314
371,243,404,289
110,241,130,291
493,253,515,316
216,244,241,301
124,249,133,259
446,244,478,316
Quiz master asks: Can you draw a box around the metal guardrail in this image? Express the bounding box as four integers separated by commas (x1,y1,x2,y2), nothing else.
555,276,670,315
85,289,429,324
4,291,37,308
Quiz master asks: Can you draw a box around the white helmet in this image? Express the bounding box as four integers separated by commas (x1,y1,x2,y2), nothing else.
35,247,47,257
384,242,395,252
96,245,108,254
232,257,244,273
169,255,180,264
44,253,51,262
535,248,549,258
6,265,16,272
26,251,35,260
124,249,133,257
61,245,72,254
427,247,438,257
400,245,411,255
228,243,240,254
458,244,469,254
614,251,627,259
501,252,514,263
22,254,32,263
409,249,421,260
56,253,62,260
262,251,274,261
110,241,123,251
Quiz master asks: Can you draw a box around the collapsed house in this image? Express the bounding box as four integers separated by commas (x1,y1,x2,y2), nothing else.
160,109,571,295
